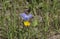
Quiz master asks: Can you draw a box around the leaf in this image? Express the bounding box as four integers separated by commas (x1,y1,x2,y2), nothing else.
32,19,38,27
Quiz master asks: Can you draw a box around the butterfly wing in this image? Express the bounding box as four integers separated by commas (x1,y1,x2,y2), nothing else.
20,13,29,20
28,14,33,19
23,15,29,20
20,13,33,20
20,13,26,19
24,14,33,20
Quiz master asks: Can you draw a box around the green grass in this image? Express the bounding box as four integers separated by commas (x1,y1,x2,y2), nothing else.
0,0,60,39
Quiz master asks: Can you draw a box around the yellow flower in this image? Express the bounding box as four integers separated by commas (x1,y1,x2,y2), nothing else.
23,21,30,27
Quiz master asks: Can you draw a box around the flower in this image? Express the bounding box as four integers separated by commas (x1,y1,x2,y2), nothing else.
23,21,30,27
20,13,33,20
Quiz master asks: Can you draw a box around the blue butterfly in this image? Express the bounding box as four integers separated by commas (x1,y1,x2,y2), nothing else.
20,13,33,20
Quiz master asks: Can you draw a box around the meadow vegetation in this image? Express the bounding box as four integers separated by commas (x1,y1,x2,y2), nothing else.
0,0,60,39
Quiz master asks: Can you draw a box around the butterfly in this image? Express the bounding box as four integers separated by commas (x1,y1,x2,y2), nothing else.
20,13,33,20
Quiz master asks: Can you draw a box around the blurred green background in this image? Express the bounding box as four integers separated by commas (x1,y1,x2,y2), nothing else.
0,0,60,39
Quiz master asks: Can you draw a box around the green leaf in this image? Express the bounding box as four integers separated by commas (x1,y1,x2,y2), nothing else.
32,19,38,27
